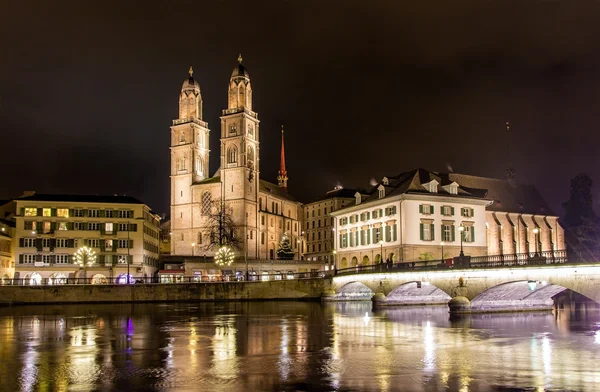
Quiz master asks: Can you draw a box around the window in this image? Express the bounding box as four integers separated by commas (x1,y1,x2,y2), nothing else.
118,239,130,248
261,232,265,245
119,223,129,231
57,208,69,217
386,206,397,216
105,223,113,233
105,210,114,218
56,239,69,248
227,146,238,164
42,238,51,248
118,255,127,264
197,232,203,245
88,239,100,248
58,222,68,231
119,210,132,219
419,205,433,215
88,209,99,218
24,221,34,230
88,222,100,231
373,227,382,243
461,207,474,218
441,206,454,216
420,222,434,241
55,255,70,264
43,221,51,233
74,222,85,230
378,187,385,199
201,192,211,215
22,254,36,264
23,238,36,247
339,233,348,248
73,209,84,217
24,208,37,216
442,224,455,242
463,225,475,242
261,215,265,225
43,208,52,217
42,255,52,263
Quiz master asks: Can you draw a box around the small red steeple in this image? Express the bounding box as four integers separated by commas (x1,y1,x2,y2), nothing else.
278,126,288,189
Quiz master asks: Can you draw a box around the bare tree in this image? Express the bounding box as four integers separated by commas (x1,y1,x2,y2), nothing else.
200,198,242,251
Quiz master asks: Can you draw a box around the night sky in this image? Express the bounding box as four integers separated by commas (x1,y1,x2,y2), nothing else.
2,1,600,216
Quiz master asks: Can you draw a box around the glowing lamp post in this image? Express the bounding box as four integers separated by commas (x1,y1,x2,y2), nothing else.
74,246,97,284
459,225,465,257
533,228,539,257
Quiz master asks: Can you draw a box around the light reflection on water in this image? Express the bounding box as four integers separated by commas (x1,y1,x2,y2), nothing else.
0,302,599,391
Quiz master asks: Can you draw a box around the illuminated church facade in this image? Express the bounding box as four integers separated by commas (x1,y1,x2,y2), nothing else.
169,56,302,260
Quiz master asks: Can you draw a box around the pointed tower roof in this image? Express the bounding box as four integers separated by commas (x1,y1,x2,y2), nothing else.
278,126,288,189
231,53,250,79
182,65,200,92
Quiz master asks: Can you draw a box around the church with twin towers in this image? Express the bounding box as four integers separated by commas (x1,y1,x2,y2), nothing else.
170,55,302,260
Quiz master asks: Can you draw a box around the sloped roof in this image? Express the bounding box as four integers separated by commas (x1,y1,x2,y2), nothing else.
260,180,299,203
337,168,555,216
447,173,554,215
16,193,145,205
307,187,364,204
194,176,222,185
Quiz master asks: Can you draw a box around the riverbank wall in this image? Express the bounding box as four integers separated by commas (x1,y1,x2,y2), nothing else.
0,279,330,305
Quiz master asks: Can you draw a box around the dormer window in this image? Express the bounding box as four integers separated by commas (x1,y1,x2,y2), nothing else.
442,181,459,195
382,177,389,186
378,185,385,199
423,180,439,193
355,192,362,205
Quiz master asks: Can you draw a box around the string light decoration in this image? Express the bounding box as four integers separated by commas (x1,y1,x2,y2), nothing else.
214,246,235,266
74,246,97,267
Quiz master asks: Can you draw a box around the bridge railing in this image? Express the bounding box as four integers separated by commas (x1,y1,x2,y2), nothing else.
335,250,569,277
0,271,325,286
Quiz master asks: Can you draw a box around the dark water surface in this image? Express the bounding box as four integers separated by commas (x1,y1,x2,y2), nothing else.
0,301,599,391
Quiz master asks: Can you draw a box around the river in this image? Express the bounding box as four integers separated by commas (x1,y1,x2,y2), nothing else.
0,301,598,391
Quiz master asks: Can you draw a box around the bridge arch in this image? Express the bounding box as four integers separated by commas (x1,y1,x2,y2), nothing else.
384,281,451,306
334,281,374,301
469,280,568,312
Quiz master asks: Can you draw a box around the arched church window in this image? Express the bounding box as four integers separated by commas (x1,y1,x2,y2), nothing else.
229,124,237,136
178,154,187,172
196,156,203,176
227,146,238,165
201,192,211,216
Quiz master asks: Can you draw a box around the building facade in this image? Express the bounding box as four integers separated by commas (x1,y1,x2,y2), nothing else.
330,169,565,268
0,217,14,283
9,192,161,284
302,187,359,264
170,57,302,261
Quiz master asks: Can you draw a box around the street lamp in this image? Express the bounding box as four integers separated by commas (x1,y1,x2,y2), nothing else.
458,225,465,256
532,228,539,256
379,240,384,263
440,241,445,262
332,250,337,273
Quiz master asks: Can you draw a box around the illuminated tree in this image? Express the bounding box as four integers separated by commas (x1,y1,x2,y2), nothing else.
214,246,235,266
74,246,97,267
277,234,295,260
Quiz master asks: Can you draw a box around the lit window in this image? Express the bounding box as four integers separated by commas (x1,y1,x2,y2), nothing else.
58,222,68,231
105,223,113,233
24,208,37,216
43,221,51,233
57,208,69,217
43,208,51,217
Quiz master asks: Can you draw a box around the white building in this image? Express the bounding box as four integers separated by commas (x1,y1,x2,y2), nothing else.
170,57,302,261
330,169,565,268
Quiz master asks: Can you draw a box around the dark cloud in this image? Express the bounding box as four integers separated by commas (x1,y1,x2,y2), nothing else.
2,0,600,214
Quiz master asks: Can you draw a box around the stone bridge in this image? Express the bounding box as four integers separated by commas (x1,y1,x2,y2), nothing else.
326,263,600,313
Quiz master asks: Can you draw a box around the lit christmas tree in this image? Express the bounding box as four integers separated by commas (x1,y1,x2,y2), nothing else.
277,234,295,260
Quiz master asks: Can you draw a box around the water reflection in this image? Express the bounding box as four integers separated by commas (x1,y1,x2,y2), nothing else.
0,302,599,391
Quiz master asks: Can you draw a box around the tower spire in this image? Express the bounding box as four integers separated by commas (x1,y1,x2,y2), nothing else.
278,125,288,189
189,65,193,77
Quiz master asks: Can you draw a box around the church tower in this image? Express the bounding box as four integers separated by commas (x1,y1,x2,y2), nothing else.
220,55,260,257
278,126,288,189
170,66,211,255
